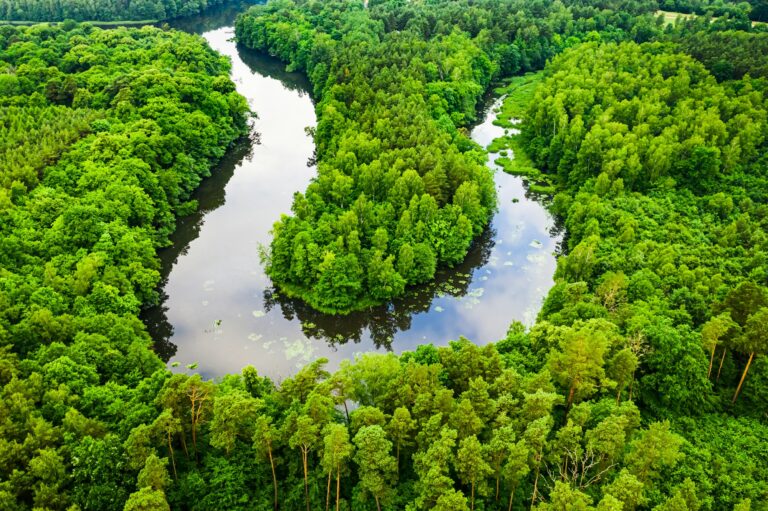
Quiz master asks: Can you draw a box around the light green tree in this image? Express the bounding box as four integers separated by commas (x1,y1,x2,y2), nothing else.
456,435,492,511
253,415,280,511
322,423,354,511
353,425,397,511
387,406,416,473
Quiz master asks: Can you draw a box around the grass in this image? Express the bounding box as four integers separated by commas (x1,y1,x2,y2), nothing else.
493,72,543,121
487,72,557,195
654,9,766,27
655,9,696,25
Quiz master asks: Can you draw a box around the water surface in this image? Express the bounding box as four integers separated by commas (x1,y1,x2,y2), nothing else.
144,5,561,379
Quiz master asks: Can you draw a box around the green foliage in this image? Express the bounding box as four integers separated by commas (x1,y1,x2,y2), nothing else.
236,0,502,312
676,31,768,80
0,21,247,509
657,0,768,23
236,0,666,312
520,40,768,418
2,1,768,510
0,0,245,22
525,41,765,193
353,425,397,509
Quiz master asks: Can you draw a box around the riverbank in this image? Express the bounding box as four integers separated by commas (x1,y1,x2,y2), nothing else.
488,72,556,195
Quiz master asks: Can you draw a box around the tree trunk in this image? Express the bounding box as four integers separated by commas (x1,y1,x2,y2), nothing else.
189,391,200,463
507,486,516,511
616,388,622,405
396,440,400,476
471,480,475,511
336,464,341,511
268,446,278,511
732,352,755,403
180,430,189,458
495,466,500,502
707,344,716,378
343,401,350,424
326,469,332,511
375,495,381,511
167,430,177,481
566,383,576,411
531,454,541,508
717,348,727,381
191,417,198,463
302,447,310,511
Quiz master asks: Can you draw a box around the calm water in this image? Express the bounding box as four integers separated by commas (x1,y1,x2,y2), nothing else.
143,4,561,380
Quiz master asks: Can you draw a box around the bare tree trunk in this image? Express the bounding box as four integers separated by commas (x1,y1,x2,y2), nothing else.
566,384,576,411
336,464,341,511
326,470,332,511
531,454,542,508
471,480,475,511
191,417,198,463
180,430,189,458
375,495,381,511
167,430,177,481
717,348,728,381
187,385,209,465
268,447,278,511
707,344,716,378
507,486,516,511
302,448,310,511
732,352,755,403
396,441,400,476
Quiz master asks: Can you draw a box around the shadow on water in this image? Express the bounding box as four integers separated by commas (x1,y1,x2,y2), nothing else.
259,90,507,351
142,139,255,361
263,226,497,350
141,3,561,378
236,45,312,95
164,1,261,33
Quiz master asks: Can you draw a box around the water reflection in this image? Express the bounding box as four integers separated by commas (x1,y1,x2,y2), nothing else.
162,1,260,33
145,139,255,362
262,225,496,350
143,5,562,380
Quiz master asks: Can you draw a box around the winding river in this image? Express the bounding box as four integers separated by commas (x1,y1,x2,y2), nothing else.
142,3,562,379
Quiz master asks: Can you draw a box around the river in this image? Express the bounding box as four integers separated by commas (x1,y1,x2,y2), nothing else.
142,3,562,380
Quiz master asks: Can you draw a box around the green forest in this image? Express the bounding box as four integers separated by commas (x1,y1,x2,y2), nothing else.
1,0,768,509
658,0,768,22
0,0,245,23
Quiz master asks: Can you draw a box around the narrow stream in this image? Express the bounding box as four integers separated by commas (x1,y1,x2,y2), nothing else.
143,4,561,379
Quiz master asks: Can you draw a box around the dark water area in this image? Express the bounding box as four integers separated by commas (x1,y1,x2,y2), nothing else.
142,4,562,380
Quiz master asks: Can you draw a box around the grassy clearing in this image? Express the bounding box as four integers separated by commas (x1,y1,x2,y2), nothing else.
655,9,696,25
488,72,557,195
493,72,543,121
654,9,766,27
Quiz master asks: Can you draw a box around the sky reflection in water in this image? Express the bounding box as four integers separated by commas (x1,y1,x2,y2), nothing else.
143,8,562,380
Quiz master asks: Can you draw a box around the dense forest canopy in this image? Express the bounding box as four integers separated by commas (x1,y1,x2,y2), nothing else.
0,0,247,22
522,37,768,413
674,29,768,80
236,0,671,313
0,0,767,509
0,22,249,508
